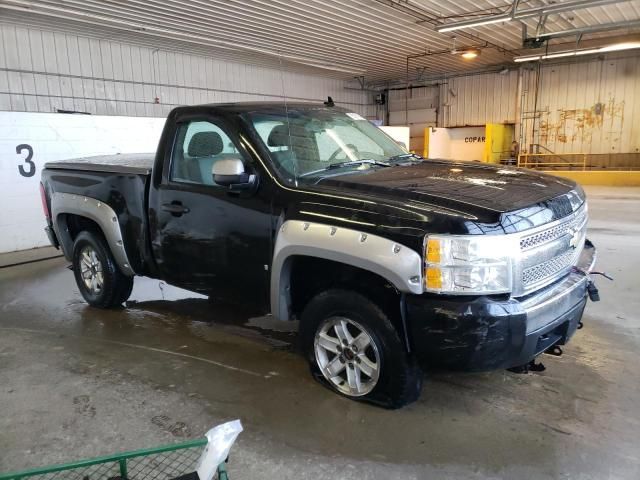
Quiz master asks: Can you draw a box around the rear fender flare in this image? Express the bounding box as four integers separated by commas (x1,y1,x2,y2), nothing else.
50,192,136,276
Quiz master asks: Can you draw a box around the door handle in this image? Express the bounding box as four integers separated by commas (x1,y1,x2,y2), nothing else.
161,202,190,216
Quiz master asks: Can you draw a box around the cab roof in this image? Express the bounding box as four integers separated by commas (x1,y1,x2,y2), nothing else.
171,101,346,115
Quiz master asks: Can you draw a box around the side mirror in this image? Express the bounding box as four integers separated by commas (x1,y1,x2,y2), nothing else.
212,158,255,189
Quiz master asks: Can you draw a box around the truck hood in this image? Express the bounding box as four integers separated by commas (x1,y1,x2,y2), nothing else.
313,160,577,216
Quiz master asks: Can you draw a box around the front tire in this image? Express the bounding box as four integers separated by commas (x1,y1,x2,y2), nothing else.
300,289,423,409
72,231,133,308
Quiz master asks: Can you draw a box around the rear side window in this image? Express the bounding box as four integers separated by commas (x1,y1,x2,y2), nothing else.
253,120,288,153
170,120,243,186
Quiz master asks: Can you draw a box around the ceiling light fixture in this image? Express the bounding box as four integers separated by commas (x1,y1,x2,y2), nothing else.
514,41,640,62
436,15,510,33
460,48,481,59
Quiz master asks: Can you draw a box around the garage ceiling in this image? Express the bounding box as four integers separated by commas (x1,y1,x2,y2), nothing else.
1,0,640,85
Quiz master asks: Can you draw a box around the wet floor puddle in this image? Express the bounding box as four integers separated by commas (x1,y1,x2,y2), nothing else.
123,277,298,350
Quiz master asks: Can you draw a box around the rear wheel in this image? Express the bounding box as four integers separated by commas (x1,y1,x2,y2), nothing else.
72,231,133,308
300,289,423,408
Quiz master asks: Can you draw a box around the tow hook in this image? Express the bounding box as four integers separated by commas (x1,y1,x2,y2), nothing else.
508,359,546,374
545,345,563,357
587,281,600,302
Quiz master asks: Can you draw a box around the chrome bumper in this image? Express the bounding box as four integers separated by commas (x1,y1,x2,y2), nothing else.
520,242,596,334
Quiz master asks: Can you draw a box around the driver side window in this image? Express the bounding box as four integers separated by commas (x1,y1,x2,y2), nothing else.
170,120,244,187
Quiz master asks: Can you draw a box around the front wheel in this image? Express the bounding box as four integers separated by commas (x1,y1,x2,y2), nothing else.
300,289,423,408
72,231,134,308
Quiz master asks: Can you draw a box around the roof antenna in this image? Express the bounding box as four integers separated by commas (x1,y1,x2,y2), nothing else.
278,52,298,187
324,96,335,107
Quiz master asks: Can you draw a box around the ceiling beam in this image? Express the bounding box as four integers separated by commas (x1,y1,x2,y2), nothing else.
532,19,640,41
435,0,625,33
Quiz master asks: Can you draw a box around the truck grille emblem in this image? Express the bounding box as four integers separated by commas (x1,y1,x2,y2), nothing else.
567,228,580,249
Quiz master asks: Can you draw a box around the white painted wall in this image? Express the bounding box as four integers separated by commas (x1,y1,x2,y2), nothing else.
0,112,165,253
427,126,486,161
379,126,410,150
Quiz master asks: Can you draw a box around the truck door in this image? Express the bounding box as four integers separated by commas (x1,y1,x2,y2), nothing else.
148,117,272,310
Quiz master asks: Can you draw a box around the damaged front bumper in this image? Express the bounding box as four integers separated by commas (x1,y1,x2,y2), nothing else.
406,241,597,371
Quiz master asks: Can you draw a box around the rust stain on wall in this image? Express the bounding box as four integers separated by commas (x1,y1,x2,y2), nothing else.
537,98,625,146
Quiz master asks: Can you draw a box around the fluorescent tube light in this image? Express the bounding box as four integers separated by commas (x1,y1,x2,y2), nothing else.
599,41,640,52
544,49,599,59
514,55,540,62
514,41,640,62
436,15,510,33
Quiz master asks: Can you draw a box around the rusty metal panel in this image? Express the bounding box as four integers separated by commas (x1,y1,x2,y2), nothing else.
524,55,640,155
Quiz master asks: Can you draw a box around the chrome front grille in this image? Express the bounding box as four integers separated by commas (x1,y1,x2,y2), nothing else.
520,209,588,250
514,202,588,296
522,249,576,286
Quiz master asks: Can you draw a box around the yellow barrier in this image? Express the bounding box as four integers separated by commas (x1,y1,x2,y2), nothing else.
518,153,587,170
543,170,640,186
484,124,513,164
423,127,430,158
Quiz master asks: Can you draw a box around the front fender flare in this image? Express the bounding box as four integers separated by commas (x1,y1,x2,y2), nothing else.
270,220,423,321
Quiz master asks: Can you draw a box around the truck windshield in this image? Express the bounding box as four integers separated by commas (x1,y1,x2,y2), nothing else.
245,109,411,182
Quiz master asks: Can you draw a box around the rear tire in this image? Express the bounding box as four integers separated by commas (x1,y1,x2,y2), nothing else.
300,289,423,409
72,231,133,308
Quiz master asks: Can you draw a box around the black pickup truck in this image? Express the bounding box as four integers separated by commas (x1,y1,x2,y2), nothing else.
40,102,597,408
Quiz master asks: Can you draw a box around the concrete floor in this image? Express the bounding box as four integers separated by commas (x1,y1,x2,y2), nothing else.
1,186,639,479
0,246,61,268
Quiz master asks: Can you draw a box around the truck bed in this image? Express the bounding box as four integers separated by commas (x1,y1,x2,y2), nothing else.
42,154,153,275
45,153,155,175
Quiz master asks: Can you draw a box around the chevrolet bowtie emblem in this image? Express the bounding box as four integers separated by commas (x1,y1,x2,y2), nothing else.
567,228,580,249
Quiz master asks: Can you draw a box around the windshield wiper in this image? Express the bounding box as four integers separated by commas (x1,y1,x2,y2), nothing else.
327,159,391,169
387,153,423,164
299,159,390,177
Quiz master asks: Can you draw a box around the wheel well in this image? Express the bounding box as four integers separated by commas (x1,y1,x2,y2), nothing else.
56,213,103,257
289,256,402,329
64,214,101,240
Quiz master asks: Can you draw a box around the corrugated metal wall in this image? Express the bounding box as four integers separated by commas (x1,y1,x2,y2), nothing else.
520,55,640,156
442,71,519,127
387,54,639,164
388,86,438,151
1,22,638,158
0,23,374,118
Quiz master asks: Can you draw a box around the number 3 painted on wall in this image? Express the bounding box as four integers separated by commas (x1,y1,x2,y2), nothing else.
16,144,35,177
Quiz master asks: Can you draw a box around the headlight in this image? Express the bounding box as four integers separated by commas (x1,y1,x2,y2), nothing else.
424,235,517,294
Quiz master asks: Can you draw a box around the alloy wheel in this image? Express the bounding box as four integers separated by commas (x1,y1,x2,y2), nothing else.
314,316,380,396
79,246,104,294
